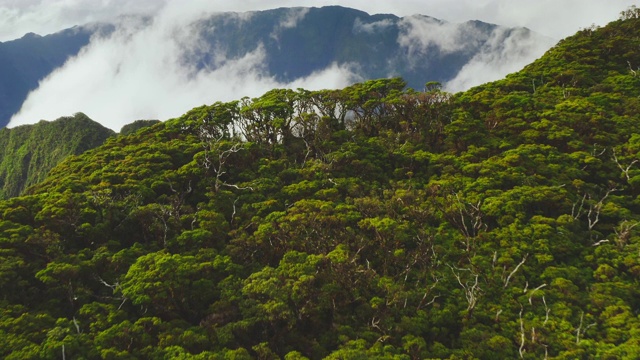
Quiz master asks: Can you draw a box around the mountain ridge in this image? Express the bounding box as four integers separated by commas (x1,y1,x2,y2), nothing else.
0,113,115,199
2,5,554,129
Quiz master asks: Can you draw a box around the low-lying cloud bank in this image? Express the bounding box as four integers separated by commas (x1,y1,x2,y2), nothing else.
8,6,361,131
3,1,572,130
444,27,555,92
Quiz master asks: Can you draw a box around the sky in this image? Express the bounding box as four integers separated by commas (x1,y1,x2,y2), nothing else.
1,0,636,130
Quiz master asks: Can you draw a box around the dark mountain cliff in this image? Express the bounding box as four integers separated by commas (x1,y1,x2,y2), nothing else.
0,26,109,128
192,5,551,88
0,6,552,128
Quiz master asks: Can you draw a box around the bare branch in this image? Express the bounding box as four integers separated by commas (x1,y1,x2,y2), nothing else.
72,316,81,334
592,239,610,246
417,276,441,310
531,326,536,343
575,312,584,344
528,283,547,305
575,311,597,344
504,254,528,288
118,297,127,310
543,296,550,325
612,148,638,181
572,193,587,220
629,61,639,77
588,187,619,230
519,307,526,359
221,182,254,191
448,265,481,314
614,220,640,248
96,276,117,290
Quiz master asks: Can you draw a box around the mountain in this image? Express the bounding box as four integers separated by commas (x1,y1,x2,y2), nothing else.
0,112,114,199
0,25,114,128
0,6,553,128
120,119,161,136
1,7,639,359
195,6,551,88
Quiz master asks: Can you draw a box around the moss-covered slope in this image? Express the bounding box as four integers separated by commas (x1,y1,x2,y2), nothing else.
0,112,114,199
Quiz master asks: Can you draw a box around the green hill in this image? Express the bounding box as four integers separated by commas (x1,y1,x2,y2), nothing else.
0,6,552,128
0,113,115,199
0,8,639,359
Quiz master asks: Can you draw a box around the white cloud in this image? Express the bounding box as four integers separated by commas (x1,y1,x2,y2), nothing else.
7,4,358,131
287,62,362,89
270,7,309,41
0,0,165,41
353,17,394,34
277,7,309,29
1,0,636,42
444,27,555,92
397,15,481,56
2,0,637,131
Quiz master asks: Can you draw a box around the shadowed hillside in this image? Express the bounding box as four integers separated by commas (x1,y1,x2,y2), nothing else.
0,113,114,199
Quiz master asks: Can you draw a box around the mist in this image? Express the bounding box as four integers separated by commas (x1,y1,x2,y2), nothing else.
444,27,556,92
3,0,636,130
7,4,360,131
1,0,634,42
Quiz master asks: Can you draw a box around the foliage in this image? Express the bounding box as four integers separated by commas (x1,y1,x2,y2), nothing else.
2,13,640,359
0,113,115,199
120,120,161,136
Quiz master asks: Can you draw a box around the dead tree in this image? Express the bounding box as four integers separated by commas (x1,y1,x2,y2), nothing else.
614,220,640,248
198,132,252,193
612,148,638,182
572,186,619,231
448,265,482,317
503,254,528,288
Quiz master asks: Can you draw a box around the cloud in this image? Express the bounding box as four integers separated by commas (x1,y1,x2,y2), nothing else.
397,15,481,56
270,7,309,41
1,0,636,42
0,0,165,41
3,0,636,131
353,17,394,34
444,27,555,92
7,4,358,131
276,7,309,29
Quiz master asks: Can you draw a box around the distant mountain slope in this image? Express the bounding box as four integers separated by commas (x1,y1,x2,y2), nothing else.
0,112,114,199
0,6,553,128
197,6,552,88
0,26,105,128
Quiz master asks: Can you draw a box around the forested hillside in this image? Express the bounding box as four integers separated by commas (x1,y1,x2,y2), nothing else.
0,113,114,199
1,9,640,359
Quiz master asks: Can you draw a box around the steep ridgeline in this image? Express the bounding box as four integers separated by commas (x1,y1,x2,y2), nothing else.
120,119,161,136
195,6,552,89
0,6,552,128
1,9,639,359
0,25,113,128
0,113,114,199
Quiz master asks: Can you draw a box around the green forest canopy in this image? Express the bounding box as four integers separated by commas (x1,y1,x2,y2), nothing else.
0,112,114,199
1,7,640,359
